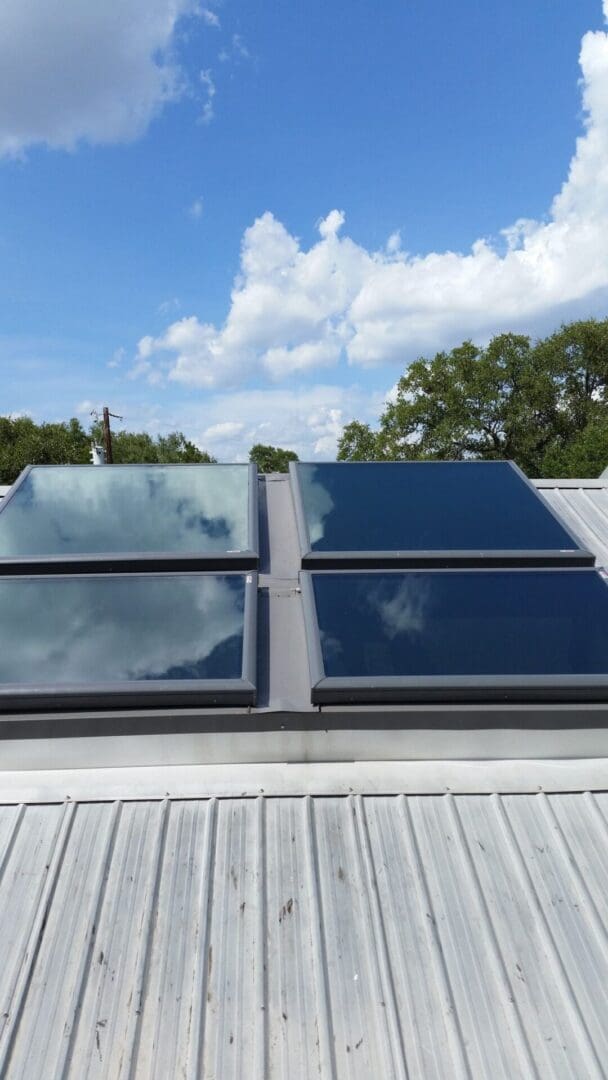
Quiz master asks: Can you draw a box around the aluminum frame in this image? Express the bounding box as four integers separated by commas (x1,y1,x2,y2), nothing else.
0,463,260,573
300,566,608,706
289,460,594,569
0,570,258,711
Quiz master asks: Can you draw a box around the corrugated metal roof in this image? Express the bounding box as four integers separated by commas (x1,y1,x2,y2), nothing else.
0,792,607,1079
535,479,608,569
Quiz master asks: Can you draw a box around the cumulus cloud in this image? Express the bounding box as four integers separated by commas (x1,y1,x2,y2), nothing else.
189,384,384,460
0,0,204,156
137,7,608,386
203,420,245,442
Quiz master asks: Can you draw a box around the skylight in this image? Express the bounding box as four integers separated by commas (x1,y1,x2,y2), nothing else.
302,568,608,704
290,461,593,568
0,572,257,710
0,464,258,572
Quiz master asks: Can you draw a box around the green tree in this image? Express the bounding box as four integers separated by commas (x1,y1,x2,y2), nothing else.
0,416,90,483
337,318,608,478
90,425,216,465
0,417,215,484
249,443,299,473
336,420,383,461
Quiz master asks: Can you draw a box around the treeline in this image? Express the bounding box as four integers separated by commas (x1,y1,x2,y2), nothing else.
338,318,608,478
0,416,299,484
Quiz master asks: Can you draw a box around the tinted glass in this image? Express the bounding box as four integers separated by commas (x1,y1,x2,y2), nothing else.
0,465,251,557
296,462,579,553
0,574,245,685
311,570,608,678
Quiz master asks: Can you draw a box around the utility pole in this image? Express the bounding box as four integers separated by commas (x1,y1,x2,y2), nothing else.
102,406,113,464
91,407,123,464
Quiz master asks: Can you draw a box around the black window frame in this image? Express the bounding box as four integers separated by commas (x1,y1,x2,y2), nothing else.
289,460,594,569
0,463,260,573
0,569,258,711
301,567,608,705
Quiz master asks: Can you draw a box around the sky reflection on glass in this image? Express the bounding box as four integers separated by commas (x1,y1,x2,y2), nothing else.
0,466,251,557
312,571,608,678
297,462,579,553
0,574,245,684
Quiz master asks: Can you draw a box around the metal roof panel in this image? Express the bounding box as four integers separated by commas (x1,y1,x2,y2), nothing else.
0,793,607,1078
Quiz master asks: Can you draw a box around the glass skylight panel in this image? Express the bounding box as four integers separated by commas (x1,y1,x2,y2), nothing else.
0,572,256,709
290,461,592,567
0,464,258,571
302,569,608,704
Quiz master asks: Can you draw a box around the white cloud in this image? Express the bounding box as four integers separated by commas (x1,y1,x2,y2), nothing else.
189,197,204,220
263,340,342,378
190,383,384,460
232,34,250,60
0,1,206,156
318,209,345,239
158,297,181,315
136,210,371,387
107,347,126,368
199,70,216,125
219,33,251,63
137,7,608,387
203,420,245,441
201,8,220,29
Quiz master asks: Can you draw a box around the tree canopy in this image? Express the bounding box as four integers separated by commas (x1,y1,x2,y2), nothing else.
0,417,215,484
337,319,608,478
249,443,299,473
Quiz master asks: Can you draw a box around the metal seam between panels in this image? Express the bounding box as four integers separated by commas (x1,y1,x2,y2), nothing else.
303,796,337,1079
185,797,217,1080
254,796,268,1080
122,799,170,1080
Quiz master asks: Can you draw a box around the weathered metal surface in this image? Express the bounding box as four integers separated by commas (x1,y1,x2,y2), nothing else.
535,480,608,569
0,792,607,1078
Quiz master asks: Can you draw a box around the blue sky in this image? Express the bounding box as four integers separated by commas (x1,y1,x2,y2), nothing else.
1,0,607,459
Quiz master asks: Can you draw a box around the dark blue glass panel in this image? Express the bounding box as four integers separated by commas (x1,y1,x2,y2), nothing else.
0,465,251,557
0,574,245,685
296,462,580,554
312,570,608,678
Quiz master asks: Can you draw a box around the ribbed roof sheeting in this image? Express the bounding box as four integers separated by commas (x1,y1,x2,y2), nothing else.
535,480,608,568
0,793,607,1079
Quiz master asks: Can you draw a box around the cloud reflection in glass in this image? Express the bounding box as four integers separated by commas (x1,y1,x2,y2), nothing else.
0,574,245,685
0,465,251,557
